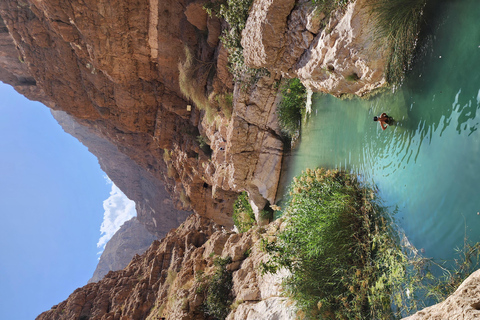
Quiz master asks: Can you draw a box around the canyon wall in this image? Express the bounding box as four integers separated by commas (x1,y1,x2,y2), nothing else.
0,0,391,230
37,214,294,320
0,0,239,227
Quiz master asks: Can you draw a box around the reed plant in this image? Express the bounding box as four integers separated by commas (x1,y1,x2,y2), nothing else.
178,46,209,110
369,0,428,84
262,168,480,319
276,78,307,139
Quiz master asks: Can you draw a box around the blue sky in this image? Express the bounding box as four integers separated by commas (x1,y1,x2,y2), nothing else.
0,82,136,319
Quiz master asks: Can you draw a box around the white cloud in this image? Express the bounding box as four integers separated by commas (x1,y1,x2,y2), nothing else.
97,178,137,253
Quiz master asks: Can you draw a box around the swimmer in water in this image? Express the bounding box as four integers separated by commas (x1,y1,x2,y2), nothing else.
373,113,393,130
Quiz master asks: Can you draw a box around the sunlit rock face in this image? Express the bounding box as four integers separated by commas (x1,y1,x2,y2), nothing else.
37,215,294,320
88,217,157,284
242,0,388,97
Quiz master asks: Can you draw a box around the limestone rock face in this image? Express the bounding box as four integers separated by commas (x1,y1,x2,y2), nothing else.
0,0,289,226
402,269,480,320
0,0,238,226
0,14,52,105
36,215,294,320
89,217,157,284
241,0,296,69
203,74,284,210
242,0,388,97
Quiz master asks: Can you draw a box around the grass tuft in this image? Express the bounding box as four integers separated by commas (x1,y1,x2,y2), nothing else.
178,46,210,110
369,0,427,85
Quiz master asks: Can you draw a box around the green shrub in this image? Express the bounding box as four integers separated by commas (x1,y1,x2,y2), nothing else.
369,0,427,84
233,192,256,233
276,78,307,138
211,92,233,119
264,168,409,319
204,256,233,319
262,169,413,319
178,46,210,110
345,72,360,82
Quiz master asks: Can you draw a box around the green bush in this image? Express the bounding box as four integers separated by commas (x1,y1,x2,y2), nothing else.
233,192,256,232
345,72,360,82
204,256,233,319
276,78,307,138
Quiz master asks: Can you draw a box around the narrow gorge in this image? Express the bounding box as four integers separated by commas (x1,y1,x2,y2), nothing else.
1,0,479,319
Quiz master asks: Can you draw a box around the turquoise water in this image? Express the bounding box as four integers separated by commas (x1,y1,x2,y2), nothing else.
288,0,480,261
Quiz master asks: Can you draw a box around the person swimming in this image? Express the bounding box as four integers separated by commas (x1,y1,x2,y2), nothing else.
373,113,393,130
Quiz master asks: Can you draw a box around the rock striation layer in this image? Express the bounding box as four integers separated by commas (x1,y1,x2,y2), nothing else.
89,217,157,284
36,214,294,320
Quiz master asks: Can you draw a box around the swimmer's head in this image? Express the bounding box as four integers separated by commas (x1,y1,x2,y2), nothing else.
373,116,378,121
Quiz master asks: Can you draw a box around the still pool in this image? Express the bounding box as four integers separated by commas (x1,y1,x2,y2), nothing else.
287,0,480,261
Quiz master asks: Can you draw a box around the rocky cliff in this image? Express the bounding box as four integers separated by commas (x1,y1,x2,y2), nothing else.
241,0,388,97
37,214,294,320
88,217,157,284
0,0,392,230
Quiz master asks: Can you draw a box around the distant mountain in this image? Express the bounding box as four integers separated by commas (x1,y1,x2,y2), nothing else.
88,217,157,283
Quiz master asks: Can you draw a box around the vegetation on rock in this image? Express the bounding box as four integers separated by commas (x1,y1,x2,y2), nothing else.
262,168,480,319
204,256,234,319
178,46,218,122
276,78,307,139
233,191,256,233
204,0,267,82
